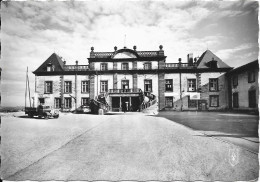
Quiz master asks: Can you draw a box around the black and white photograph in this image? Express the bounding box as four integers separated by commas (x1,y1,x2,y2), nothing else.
0,0,259,181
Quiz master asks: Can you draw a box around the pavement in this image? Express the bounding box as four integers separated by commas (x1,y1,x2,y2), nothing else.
157,111,259,153
1,112,259,181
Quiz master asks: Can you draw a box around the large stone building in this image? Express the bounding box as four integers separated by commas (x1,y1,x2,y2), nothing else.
32,45,258,113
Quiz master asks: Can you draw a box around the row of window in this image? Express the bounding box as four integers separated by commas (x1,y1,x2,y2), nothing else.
165,95,220,108
44,78,219,94
232,90,256,108
99,62,152,70
232,70,255,87
39,97,90,109
45,81,90,94
165,78,219,92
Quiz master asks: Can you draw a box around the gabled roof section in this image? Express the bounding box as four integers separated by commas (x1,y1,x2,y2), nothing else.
197,50,231,69
33,53,65,73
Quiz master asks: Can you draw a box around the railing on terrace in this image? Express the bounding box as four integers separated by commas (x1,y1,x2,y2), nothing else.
64,65,89,71
93,52,114,58
165,63,197,68
109,88,143,94
140,98,157,110
137,51,160,57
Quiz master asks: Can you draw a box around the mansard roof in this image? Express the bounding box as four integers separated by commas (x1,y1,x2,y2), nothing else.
197,50,231,69
33,53,65,73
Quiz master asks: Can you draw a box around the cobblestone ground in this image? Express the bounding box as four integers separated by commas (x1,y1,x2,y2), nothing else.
1,112,258,181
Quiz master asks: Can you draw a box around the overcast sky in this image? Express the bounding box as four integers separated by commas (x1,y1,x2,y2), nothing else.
1,0,258,107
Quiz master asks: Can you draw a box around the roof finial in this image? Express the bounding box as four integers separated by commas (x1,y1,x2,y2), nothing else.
123,34,126,48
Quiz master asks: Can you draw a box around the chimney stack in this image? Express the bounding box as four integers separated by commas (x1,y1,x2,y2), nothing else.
187,53,193,66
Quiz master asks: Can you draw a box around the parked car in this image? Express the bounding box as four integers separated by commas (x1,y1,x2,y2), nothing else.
76,105,91,113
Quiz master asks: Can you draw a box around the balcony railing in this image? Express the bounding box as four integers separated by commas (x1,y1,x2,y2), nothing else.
137,51,160,57
165,63,197,69
109,88,143,94
93,52,114,58
64,65,89,71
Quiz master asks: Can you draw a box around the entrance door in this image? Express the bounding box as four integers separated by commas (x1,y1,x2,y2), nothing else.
198,100,207,111
121,97,129,112
112,97,120,111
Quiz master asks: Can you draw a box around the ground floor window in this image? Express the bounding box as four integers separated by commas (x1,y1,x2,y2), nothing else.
188,97,197,108
209,95,219,107
233,92,239,108
81,97,89,106
39,98,45,104
249,90,256,108
64,97,72,108
54,98,61,108
165,97,173,107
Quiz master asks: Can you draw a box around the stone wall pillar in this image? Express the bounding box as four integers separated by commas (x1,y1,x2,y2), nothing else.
113,73,117,89
158,73,165,110
90,74,95,100
133,74,138,90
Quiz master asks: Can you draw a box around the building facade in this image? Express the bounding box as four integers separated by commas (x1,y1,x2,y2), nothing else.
228,60,259,113
33,45,257,113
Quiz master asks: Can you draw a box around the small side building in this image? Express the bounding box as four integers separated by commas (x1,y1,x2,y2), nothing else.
227,60,259,113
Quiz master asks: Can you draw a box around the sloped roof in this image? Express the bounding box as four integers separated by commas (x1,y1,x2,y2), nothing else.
34,53,64,73
196,50,231,69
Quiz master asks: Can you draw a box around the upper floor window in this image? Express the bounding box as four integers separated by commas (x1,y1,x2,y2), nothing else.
81,81,89,93
121,80,129,90
144,80,152,92
248,71,255,83
187,79,196,92
165,79,173,92
121,63,129,70
100,80,108,92
44,81,53,94
233,75,238,87
144,63,152,70
209,78,218,92
100,63,108,71
64,81,72,93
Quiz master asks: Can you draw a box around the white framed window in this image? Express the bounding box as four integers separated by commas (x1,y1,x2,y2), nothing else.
64,97,72,108
100,81,108,92
144,79,152,92
44,81,53,94
100,63,108,71
209,95,219,107
81,81,89,93
54,98,61,108
81,97,89,106
64,81,72,93
209,78,218,91
187,79,196,92
144,63,152,70
165,79,173,92
121,63,129,70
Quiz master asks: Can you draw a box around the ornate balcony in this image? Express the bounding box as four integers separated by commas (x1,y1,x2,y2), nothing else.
109,88,143,94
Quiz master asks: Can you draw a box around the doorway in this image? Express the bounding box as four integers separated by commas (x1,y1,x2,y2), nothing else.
198,100,207,111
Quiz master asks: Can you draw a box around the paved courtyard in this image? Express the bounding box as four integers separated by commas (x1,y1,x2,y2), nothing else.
1,112,259,181
157,111,259,153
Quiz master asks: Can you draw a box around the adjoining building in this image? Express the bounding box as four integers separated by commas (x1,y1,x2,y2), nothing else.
32,45,258,113
227,60,259,113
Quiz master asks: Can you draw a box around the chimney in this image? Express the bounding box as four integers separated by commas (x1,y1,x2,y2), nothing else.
76,60,78,65
187,53,193,66
63,61,66,65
